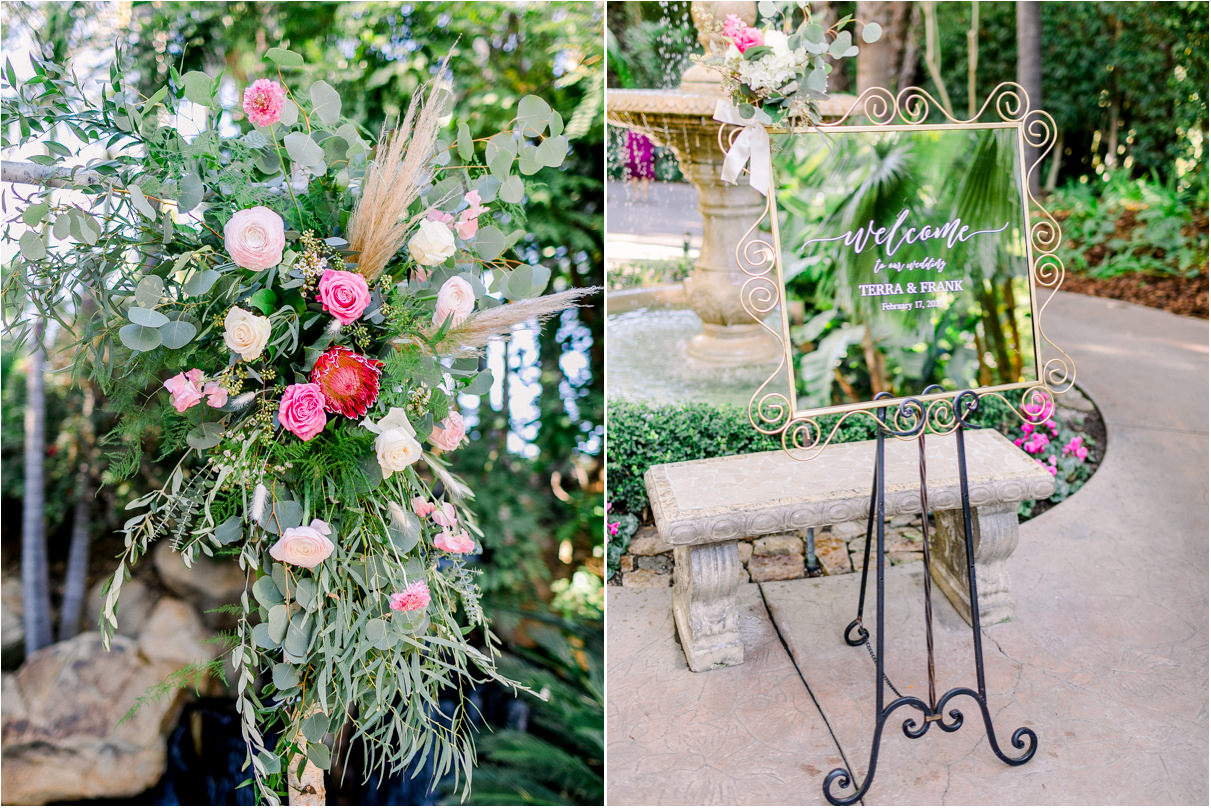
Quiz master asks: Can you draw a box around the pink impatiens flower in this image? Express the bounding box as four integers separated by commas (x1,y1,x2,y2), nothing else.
242,79,287,127
164,369,205,412
434,528,475,554
389,580,431,612
1063,436,1089,462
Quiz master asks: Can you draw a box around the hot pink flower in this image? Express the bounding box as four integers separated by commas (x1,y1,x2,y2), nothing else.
278,382,328,441
434,528,475,554
389,580,431,612
203,381,229,408
608,521,620,536
1021,423,1034,435
722,13,745,38
429,411,466,452
164,370,205,412
412,497,436,518
317,268,371,325
731,26,764,53
242,79,287,127
1024,432,1050,454
431,502,457,528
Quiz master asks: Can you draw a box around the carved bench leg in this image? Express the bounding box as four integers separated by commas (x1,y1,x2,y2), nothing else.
929,503,1020,626
671,541,743,671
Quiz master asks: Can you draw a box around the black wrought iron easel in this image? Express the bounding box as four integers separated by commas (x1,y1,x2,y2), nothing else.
823,389,1038,806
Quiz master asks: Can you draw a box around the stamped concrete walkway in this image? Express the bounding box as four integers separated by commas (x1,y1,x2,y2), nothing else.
606,289,1209,804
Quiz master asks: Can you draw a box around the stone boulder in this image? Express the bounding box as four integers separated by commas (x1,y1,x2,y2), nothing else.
84,576,157,639
152,541,246,627
1,598,214,804
2,576,24,669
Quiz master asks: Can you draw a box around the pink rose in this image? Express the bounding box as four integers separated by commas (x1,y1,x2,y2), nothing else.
433,277,476,329
203,381,229,408
389,580,431,612
429,410,466,452
733,26,764,53
316,268,371,325
431,502,457,528
224,206,285,270
434,528,475,554
269,519,334,568
164,369,205,412
412,497,436,518
278,382,328,441
242,79,287,127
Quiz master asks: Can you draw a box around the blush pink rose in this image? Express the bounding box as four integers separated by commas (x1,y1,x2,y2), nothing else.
269,519,334,568
434,528,475,555
433,277,476,328
278,382,328,441
242,79,287,127
389,580,431,612
203,381,229,408
316,268,371,325
412,497,436,518
431,502,457,528
732,26,764,53
429,410,466,452
164,369,205,412
224,206,285,270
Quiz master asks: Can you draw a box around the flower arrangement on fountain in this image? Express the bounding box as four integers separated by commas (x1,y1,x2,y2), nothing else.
698,0,881,125
4,46,588,805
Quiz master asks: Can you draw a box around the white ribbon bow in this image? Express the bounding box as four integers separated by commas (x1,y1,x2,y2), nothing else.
714,100,772,197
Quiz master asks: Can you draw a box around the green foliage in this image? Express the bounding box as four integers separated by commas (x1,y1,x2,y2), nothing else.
605,512,638,580
606,255,694,291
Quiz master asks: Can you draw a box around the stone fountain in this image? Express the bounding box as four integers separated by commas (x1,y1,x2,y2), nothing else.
607,1,852,367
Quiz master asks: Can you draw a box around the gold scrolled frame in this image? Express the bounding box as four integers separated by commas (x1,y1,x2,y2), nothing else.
720,82,1076,460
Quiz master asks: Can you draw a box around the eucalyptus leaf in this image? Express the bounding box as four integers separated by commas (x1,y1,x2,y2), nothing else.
251,622,278,650
266,47,304,67
178,172,203,212
283,132,325,168
159,319,197,349
272,662,300,690
862,21,883,44
295,578,318,612
306,743,332,770
829,31,855,59
181,71,214,105
499,175,524,204
19,231,46,261
260,498,303,535
22,202,49,227
134,275,164,308
186,422,224,451
475,175,501,203
516,95,551,137
456,122,473,161
548,109,564,137
118,323,162,352
280,99,299,126
301,711,329,743
536,135,568,168
127,307,169,327
464,369,494,397
387,510,422,554
284,612,314,657
517,145,543,176
183,269,221,296
215,516,243,545
128,185,158,220
310,80,341,125
52,214,69,240
365,618,392,651
267,603,289,643
474,225,507,261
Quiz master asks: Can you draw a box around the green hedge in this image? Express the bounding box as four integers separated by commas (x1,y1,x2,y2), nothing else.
606,397,1020,517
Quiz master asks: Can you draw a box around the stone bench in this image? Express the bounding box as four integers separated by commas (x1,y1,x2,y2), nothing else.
644,429,1056,672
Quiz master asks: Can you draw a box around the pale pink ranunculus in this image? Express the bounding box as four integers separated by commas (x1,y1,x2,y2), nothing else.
316,268,371,325
278,382,328,441
412,497,436,518
429,410,466,452
164,370,204,412
203,381,229,408
433,277,476,329
242,79,287,127
269,519,334,568
731,25,764,53
389,580,431,612
434,528,475,554
431,502,457,528
224,206,285,270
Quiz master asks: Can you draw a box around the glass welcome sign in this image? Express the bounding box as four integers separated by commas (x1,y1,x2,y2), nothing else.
730,85,1074,455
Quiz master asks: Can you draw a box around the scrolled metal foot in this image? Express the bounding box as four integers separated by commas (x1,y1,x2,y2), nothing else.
936,687,1038,765
823,765,871,806
843,618,868,647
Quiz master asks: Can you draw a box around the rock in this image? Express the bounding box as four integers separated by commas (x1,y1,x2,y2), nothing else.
627,526,672,556
850,542,867,572
153,541,245,626
748,553,804,582
887,527,925,554
622,569,671,588
2,577,24,670
890,513,919,528
737,541,753,566
636,554,673,574
85,577,157,639
888,551,923,567
1,632,190,804
814,535,853,576
830,520,866,539
138,598,211,668
753,534,802,557
617,554,635,573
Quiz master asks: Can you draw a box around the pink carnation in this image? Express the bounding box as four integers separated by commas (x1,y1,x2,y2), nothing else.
317,268,371,325
389,580,431,612
412,497,436,518
429,411,466,452
203,381,229,408
242,79,287,127
164,369,205,412
278,382,328,441
434,528,475,554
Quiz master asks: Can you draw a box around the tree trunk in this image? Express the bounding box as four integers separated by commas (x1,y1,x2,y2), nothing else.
968,0,979,117
921,1,955,116
58,381,95,640
856,2,911,94
22,317,53,656
1016,0,1043,196
813,3,850,95
897,3,922,92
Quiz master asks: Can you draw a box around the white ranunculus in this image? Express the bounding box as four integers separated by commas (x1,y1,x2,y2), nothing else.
376,428,423,478
408,219,457,267
223,307,272,361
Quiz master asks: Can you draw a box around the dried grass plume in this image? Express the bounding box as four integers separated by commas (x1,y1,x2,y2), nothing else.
434,288,600,357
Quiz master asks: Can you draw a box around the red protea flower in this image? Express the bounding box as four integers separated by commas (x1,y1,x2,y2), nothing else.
309,346,384,418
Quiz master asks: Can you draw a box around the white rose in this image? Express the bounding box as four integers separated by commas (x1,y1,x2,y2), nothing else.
433,276,477,329
223,307,272,361
408,219,457,267
376,428,423,478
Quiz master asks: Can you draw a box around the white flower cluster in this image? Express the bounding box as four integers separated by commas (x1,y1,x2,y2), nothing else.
728,31,810,96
